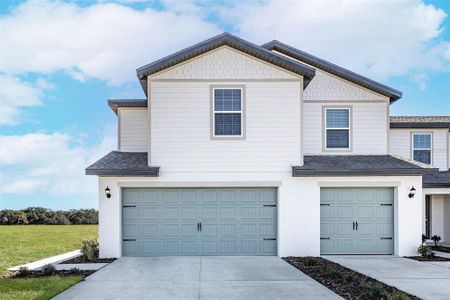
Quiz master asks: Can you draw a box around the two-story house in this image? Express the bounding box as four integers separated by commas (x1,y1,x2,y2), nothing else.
86,33,449,258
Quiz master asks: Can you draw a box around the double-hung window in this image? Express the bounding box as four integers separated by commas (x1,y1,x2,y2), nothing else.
412,133,432,164
213,88,243,137
325,108,350,149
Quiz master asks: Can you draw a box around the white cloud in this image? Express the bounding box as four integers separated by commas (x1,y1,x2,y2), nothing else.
0,75,52,125
0,127,116,197
411,73,428,91
224,0,449,83
0,0,221,85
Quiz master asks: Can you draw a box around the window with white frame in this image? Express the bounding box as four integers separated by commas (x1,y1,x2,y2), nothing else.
325,108,350,149
213,88,243,136
412,133,432,164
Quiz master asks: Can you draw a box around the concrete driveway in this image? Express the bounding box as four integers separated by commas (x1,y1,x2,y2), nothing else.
327,256,450,300
54,256,341,300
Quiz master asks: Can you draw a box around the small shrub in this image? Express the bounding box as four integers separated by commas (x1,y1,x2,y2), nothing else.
417,244,435,258
431,235,441,247
304,257,318,266
41,264,56,275
324,267,343,280
16,267,31,278
81,238,99,261
422,234,427,244
389,292,410,300
67,267,82,275
363,283,386,300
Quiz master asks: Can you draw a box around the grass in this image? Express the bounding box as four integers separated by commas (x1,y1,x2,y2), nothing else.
0,225,97,300
0,276,83,300
0,225,98,275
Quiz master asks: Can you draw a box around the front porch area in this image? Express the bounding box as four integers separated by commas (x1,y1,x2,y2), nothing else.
424,191,450,243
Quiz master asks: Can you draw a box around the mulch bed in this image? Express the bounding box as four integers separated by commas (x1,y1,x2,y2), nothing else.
283,257,420,300
4,268,95,279
61,255,116,264
431,245,450,253
405,256,450,262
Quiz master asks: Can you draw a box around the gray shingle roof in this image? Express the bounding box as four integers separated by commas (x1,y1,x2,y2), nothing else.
423,171,450,188
261,40,402,103
85,151,159,176
292,155,436,177
390,116,450,130
108,99,147,115
136,32,316,94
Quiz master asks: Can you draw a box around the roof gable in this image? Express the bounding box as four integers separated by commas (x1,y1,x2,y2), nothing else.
136,33,315,94
262,40,402,103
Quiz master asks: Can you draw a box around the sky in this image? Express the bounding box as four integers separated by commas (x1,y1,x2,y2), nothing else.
0,0,449,210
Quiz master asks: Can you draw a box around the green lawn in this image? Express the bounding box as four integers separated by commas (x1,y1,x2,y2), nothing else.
0,276,83,300
0,225,98,300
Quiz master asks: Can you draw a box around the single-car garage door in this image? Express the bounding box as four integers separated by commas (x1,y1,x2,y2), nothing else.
122,188,277,256
320,187,394,255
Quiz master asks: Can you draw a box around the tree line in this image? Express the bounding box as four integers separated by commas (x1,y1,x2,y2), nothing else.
0,207,98,225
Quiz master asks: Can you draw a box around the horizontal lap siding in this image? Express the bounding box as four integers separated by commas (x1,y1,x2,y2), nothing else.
150,81,301,172
303,102,388,154
389,128,449,170
119,109,148,152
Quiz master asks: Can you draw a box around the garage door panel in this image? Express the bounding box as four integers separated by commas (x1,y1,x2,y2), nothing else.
122,188,277,256
320,187,393,255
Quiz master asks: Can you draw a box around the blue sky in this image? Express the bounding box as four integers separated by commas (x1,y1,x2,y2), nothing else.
0,0,449,210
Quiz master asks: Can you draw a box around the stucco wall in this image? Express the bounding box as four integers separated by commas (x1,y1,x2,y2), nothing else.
444,195,450,243
118,108,148,152
97,174,422,258
389,128,449,171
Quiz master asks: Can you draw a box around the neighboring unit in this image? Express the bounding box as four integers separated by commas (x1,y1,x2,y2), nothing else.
389,116,450,244
87,33,449,258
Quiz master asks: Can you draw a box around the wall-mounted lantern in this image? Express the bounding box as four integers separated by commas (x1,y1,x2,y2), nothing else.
408,186,416,198
105,186,111,199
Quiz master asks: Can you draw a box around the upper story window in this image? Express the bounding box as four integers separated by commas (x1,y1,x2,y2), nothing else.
213,88,243,137
412,133,432,164
325,108,350,149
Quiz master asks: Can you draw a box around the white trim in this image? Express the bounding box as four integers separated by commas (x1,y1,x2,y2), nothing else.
424,188,450,195
324,107,351,150
411,132,433,165
318,181,401,187
116,181,283,188
212,87,244,138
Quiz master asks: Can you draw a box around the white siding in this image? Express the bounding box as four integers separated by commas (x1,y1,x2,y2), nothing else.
152,47,297,80
303,102,388,155
389,128,449,171
304,70,388,101
150,81,301,172
119,108,148,152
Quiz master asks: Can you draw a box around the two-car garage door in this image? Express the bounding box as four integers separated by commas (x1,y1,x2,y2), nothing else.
320,187,394,255
122,188,277,256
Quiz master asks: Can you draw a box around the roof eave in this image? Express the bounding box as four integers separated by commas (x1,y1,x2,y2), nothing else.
292,168,429,177
136,33,316,94
85,168,159,177
262,40,402,103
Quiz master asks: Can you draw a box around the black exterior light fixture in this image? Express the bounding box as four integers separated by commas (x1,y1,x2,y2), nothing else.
408,186,416,198
105,186,111,199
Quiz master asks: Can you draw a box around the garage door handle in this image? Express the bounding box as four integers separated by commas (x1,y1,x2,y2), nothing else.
263,238,276,240
380,237,392,240
353,222,355,230
123,205,136,208
356,222,358,231
263,205,276,207
123,239,136,242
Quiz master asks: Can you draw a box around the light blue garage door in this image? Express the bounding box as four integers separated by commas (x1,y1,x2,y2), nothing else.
122,188,277,256
320,188,394,255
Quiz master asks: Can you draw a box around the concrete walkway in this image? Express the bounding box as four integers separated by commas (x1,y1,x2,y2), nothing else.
54,256,342,300
327,256,450,300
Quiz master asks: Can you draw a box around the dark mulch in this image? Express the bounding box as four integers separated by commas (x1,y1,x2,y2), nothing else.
62,255,116,264
5,268,95,279
431,245,450,253
405,256,450,262
283,257,420,300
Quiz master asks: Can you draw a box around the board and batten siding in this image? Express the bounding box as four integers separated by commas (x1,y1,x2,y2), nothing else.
389,128,449,171
303,102,389,155
118,108,148,152
150,81,302,172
